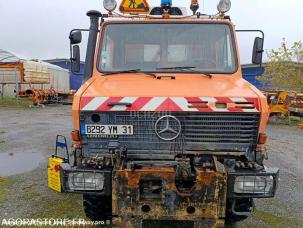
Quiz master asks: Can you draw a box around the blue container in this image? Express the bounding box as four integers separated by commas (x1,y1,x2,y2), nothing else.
241,65,265,89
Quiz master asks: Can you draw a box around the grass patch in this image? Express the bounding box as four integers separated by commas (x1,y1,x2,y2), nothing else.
0,131,5,144
19,191,41,201
0,176,7,203
29,192,86,219
0,176,16,204
255,210,303,228
0,97,32,109
269,115,303,125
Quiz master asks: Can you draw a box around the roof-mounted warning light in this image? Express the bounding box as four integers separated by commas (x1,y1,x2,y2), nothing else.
150,0,182,16
161,0,172,7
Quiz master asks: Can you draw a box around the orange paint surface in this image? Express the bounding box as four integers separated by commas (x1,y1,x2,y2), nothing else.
72,18,269,136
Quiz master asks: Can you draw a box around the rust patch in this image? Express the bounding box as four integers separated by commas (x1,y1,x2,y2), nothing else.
112,168,226,227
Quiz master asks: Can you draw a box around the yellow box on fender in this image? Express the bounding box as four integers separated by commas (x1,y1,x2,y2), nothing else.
48,157,64,192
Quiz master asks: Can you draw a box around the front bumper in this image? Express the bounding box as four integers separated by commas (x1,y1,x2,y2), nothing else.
59,164,279,199
58,164,279,225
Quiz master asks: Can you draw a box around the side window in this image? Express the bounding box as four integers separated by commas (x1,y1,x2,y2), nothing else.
100,34,114,69
226,32,233,68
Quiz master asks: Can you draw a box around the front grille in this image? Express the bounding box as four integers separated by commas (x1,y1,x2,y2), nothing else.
81,112,260,159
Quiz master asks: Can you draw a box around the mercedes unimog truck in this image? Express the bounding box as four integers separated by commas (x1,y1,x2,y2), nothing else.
49,0,279,227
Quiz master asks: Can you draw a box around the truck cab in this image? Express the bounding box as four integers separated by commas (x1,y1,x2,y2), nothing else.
60,0,279,227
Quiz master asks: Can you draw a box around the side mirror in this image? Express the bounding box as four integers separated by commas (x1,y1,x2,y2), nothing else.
252,37,264,65
69,31,82,45
71,45,80,73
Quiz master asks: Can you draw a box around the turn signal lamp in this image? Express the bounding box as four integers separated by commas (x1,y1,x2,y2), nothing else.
258,133,268,144
103,0,117,12
217,0,231,14
71,130,81,142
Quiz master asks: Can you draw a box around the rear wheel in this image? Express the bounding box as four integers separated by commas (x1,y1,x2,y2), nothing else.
83,194,112,222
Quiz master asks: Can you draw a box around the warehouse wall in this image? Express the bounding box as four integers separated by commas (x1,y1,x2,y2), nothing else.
44,59,84,90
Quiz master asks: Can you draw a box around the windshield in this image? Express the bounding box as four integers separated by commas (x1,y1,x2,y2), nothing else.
98,23,237,74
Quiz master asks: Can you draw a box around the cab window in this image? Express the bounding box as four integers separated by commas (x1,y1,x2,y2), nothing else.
99,23,237,73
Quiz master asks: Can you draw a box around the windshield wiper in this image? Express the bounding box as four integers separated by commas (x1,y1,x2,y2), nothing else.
156,66,213,79
157,66,197,70
103,69,156,77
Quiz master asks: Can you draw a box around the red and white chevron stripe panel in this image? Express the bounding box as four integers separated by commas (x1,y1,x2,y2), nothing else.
80,97,260,112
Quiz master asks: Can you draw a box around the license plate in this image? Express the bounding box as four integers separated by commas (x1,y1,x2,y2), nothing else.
85,125,133,135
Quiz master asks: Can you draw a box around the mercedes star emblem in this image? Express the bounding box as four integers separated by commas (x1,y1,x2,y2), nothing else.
155,115,182,141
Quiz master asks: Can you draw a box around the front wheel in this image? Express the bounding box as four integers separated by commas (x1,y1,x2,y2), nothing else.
83,194,112,222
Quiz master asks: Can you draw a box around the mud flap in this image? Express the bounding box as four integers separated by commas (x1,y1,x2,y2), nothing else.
47,135,69,193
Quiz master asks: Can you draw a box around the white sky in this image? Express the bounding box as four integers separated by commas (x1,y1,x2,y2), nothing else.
0,0,302,64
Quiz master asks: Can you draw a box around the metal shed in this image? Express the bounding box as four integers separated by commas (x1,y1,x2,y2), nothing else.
0,49,26,97
0,49,70,98
44,58,85,91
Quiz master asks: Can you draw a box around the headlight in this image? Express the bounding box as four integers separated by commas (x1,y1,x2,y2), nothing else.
234,175,274,194
217,0,231,13
68,172,105,191
103,0,117,12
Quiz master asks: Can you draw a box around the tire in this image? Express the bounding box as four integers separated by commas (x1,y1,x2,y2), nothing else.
83,194,112,222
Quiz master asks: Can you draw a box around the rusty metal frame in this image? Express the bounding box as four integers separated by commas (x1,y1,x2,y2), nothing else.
112,167,226,227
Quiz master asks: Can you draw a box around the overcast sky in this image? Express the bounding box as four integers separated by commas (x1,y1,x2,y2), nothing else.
0,0,302,64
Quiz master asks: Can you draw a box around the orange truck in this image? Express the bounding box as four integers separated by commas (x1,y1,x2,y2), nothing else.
52,0,279,227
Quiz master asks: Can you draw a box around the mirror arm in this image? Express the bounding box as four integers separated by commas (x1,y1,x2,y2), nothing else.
236,29,264,41
236,29,265,67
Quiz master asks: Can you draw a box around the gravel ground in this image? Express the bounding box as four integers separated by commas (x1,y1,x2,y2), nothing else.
0,106,302,227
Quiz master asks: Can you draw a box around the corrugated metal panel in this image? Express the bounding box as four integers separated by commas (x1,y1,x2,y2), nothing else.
44,59,85,90
0,68,20,82
0,67,20,97
45,66,70,93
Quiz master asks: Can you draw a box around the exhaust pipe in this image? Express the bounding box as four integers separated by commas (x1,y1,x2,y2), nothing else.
83,10,102,83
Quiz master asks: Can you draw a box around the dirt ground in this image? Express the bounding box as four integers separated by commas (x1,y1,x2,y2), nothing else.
0,105,302,227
